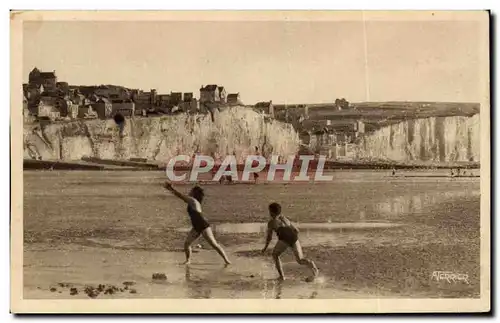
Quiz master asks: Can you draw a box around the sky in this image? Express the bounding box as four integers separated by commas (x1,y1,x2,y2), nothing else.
23,19,484,105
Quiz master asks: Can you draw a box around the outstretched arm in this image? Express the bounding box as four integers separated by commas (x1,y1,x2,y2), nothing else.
163,181,192,204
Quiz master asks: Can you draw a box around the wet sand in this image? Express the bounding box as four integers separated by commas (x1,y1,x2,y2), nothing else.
23,170,480,299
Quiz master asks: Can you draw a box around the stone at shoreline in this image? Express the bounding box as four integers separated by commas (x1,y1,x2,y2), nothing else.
152,273,167,280
123,281,136,286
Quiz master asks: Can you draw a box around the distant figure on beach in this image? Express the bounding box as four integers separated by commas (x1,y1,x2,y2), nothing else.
253,172,259,184
392,168,396,176
261,202,319,281
164,182,231,266
450,169,454,177
219,175,233,184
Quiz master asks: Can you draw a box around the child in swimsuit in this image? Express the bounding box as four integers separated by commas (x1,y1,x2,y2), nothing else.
164,182,231,266
261,202,319,281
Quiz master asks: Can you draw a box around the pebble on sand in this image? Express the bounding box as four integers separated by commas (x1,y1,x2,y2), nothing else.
123,281,136,286
152,273,167,280
84,286,100,298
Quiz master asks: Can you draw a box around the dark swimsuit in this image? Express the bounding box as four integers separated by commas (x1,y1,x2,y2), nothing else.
187,200,210,233
274,217,298,247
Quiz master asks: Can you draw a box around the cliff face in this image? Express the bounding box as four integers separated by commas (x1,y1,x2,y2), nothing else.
23,107,301,162
358,114,480,163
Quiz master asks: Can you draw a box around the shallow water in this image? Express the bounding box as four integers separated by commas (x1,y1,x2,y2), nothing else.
23,170,480,299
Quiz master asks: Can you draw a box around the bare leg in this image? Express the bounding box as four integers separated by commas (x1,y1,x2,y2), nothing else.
272,240,289,280
292,240,319,277
201,227,231,265
184,229,200,264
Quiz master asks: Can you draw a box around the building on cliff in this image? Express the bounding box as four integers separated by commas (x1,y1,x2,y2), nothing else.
70,91,88,106
183,93,194,102
37,100,60,121
254,101,274,117
179,98,198,114
156,94,172,113
77,105,98,119
273,104,309,124
227,93,242,106
29,68,58,92
91,97,113,119
56,82,70,96
218,86,227,104
134,89,157,114
39,92,74,118
94,85,132,101
299,118,365,159
200,84,226,104
111,100,135,117
68,103,79,119
170,92,183,105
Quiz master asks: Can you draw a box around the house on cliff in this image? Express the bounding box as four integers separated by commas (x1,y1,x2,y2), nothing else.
254,101,274,117
91,97,113,119
183,92,194,102
94,85,132,101
134,89,157,113
56,82,70,95
299,118,365,159
200,84,227,104
179,98,198,114
78,105,98,119
29,68,57,92
156,94,172,113
170,92,182,105
200,85,217,103
112,99,135,117
70,91,88,106
218,86,227,104
227,93,242,106
37,100,60,121
39,91,74,118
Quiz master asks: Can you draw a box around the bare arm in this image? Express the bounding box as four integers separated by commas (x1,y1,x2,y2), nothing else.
163,182,192,204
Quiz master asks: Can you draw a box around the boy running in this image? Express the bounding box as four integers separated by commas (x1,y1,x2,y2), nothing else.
261,202,319,281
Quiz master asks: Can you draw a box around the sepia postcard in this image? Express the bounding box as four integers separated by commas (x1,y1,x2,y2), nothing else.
10,10,490,314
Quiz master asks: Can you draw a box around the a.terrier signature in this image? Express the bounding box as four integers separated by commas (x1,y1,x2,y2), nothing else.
431,271,470,284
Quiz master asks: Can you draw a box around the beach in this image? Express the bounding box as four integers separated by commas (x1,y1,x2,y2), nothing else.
23,169,480,299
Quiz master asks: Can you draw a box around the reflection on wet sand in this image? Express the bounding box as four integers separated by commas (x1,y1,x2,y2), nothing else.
184,265,212,299
258,275,321,299
375,190,480,218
